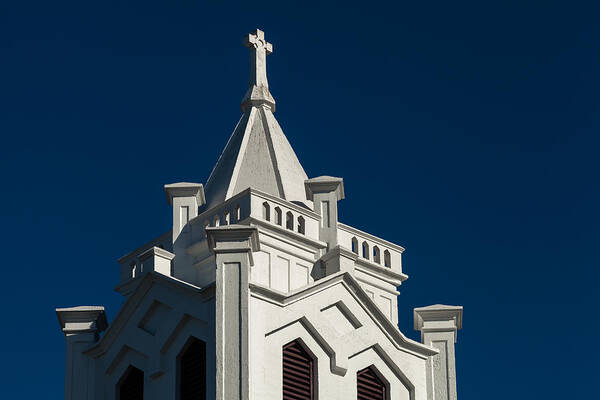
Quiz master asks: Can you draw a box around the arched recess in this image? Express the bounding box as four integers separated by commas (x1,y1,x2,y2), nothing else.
117,365,144,400
263,202,271,221
234,204,241,222
283,339,315,400
373,246,381,264
362,242,370,259
223,210,230,225
383,250,391,268
177,337,206,400
275,207,282,225
297,216,305,234
352,237,359,254
286,211,294,230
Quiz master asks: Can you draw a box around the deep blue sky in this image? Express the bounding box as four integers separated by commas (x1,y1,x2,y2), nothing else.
1,1,598,398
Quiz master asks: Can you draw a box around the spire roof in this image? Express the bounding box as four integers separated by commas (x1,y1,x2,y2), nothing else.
204,29,310,209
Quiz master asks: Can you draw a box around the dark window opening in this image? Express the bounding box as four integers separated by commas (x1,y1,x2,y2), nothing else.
178,338,206,400
357,366,386,400
117,366,144,400
283,340,313,400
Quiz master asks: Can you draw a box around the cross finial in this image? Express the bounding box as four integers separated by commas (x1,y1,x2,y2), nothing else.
242,29,276,112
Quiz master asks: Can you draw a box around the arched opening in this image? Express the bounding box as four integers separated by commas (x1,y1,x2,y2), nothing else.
235,204,241,222
283,340,314,400
177,338,206,400
213,214,220,227
117,365,144,400
384,250,391,268
357,366,386,400
286,211,294,230
275,207,282,226
373,246,381,264
223,210,230,225
352,237,359,254
297,216,305,234
362,241,369,259
263,202,271,221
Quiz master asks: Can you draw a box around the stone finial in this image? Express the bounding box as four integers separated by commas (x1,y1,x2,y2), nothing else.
305,176,345,253
242,29,276,112
164,182,205,243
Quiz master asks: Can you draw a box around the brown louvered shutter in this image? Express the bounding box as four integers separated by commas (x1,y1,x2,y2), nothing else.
357,366,386,400
180,339,206,400
283,340,313,400
118,366,144,400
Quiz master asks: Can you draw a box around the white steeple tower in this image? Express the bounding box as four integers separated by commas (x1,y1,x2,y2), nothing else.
56,29,463,400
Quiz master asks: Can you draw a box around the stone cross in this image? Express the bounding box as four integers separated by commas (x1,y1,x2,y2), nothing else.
244,29,272,88
242,29,276,111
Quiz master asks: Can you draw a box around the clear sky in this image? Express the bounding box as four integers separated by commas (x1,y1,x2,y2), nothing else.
1,1,598,398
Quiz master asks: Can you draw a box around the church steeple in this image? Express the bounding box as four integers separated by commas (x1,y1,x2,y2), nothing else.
242,29,276,112
204,29,309,208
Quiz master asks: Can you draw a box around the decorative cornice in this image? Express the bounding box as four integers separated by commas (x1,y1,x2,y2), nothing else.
304,176,345,201
206,224,260,265
337,222,406,253
56,306,108,335
164,182,205,206
249,188,320,219
414,304,463,331
354,257,409,284
248,216,327,251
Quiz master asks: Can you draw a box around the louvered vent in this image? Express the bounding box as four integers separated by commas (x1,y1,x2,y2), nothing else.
179,339,206,400
357,366,386,400
283,340,313,400
118,366,144,400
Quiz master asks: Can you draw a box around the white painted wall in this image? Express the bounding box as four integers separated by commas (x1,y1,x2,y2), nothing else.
249,280,430,400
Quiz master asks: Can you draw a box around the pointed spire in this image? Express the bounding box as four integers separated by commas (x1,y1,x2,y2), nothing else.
204,30,310,209
242,29,276,112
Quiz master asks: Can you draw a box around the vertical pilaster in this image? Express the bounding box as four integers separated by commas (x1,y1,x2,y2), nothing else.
56,306,107,400
207,225,260,400
304,176,345,253
414,305,463,400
